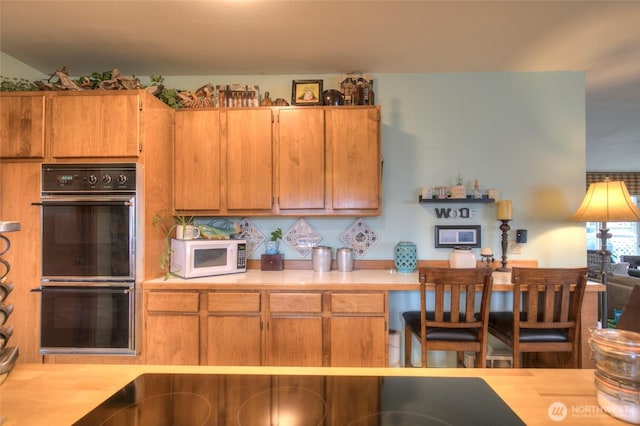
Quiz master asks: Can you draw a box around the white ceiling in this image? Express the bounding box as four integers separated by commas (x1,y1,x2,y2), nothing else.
1,0,639,168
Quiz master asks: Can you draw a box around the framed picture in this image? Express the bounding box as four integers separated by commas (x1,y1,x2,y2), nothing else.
291,80,323,105
435,225,481,248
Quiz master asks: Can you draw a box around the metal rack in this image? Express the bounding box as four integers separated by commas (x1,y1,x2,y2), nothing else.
0,221,20,384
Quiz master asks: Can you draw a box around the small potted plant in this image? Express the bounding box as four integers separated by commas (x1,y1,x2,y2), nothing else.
450,172,467,199
265,227,283,254
152,211,195,279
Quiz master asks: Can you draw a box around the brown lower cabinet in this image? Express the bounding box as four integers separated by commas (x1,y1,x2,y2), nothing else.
329,293,388,367
267,292,324,366
206,292,262,366
145,291,200,365
143,289,388,367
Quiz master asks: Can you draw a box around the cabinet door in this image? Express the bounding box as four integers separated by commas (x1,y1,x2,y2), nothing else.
206,292,262,366
50,93,140,158
326,107,381,212
0,163,42,362
329,292,387,367
277,108,326,210
223,109,273,211
174,110,221,211
145,291,200,365
266,293,323,366
0,94,46,159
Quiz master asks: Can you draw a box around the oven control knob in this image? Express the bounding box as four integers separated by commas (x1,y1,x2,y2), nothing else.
102,174,112,184
117,174,127,185
87,174,98,185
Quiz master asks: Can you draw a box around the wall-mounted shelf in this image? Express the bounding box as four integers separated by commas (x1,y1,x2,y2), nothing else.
419,196,495,203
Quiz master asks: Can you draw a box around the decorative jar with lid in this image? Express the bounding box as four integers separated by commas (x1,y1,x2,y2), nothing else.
449,247,477,268
394,241,417,273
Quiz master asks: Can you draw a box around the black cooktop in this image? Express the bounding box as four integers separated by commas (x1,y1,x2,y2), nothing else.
74,373,525,426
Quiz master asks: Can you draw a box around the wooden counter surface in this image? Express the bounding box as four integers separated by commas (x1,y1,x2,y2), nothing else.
0,364,623,425
144,269,605,292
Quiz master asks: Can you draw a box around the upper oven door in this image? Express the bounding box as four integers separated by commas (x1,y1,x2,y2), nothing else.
40,197,135,282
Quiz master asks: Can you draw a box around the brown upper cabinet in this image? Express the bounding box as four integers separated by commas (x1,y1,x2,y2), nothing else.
174,108,274,214
49,91,143,158
224,108,274,212
174,105,381,217
1,90,171,161
326,107,382,213
0,93,46,159
276,108,326,211
174,109,221,211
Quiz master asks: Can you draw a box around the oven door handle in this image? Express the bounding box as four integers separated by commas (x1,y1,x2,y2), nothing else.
31,287,132,294
32,199,133,207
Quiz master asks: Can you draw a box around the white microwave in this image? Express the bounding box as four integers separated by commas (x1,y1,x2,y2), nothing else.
170,239,247,278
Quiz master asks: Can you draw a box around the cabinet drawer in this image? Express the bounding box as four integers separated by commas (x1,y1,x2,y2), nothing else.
147,292,199,313
270,293,322,313
208,292,261,313
331,293,385,314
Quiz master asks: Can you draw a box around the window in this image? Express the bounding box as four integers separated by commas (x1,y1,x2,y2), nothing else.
586,196,640,259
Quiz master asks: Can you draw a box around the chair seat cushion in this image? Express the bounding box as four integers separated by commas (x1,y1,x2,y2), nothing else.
402,310,479,341
488,311,569,342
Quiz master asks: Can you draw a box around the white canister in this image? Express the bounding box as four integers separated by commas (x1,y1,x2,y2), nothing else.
449,247,477,268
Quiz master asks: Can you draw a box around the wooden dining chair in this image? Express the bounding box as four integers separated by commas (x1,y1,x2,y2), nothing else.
488,267,588,368
402,267,493,368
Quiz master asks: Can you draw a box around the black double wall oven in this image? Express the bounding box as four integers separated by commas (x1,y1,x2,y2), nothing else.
34,164,139,355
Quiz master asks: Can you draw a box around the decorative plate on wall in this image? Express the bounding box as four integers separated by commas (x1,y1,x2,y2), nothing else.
340,218,379,258
283,218,323,257
237,218,265,256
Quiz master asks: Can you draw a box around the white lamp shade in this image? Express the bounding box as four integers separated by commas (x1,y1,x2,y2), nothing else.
571,180,640,222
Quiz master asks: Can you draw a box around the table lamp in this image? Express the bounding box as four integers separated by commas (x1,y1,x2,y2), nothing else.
571,179,640,327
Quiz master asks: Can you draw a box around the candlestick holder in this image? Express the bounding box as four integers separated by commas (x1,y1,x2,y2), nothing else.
498,219,511,272
480,253,494,268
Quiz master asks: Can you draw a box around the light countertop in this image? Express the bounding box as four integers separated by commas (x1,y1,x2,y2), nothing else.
144,269,604,292
0,363,622,425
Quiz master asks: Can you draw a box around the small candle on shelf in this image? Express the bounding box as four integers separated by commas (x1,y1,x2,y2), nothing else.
496,200,513,220
481,247,493,256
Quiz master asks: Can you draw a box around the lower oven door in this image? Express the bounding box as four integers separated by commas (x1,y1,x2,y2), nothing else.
34,282,135,355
